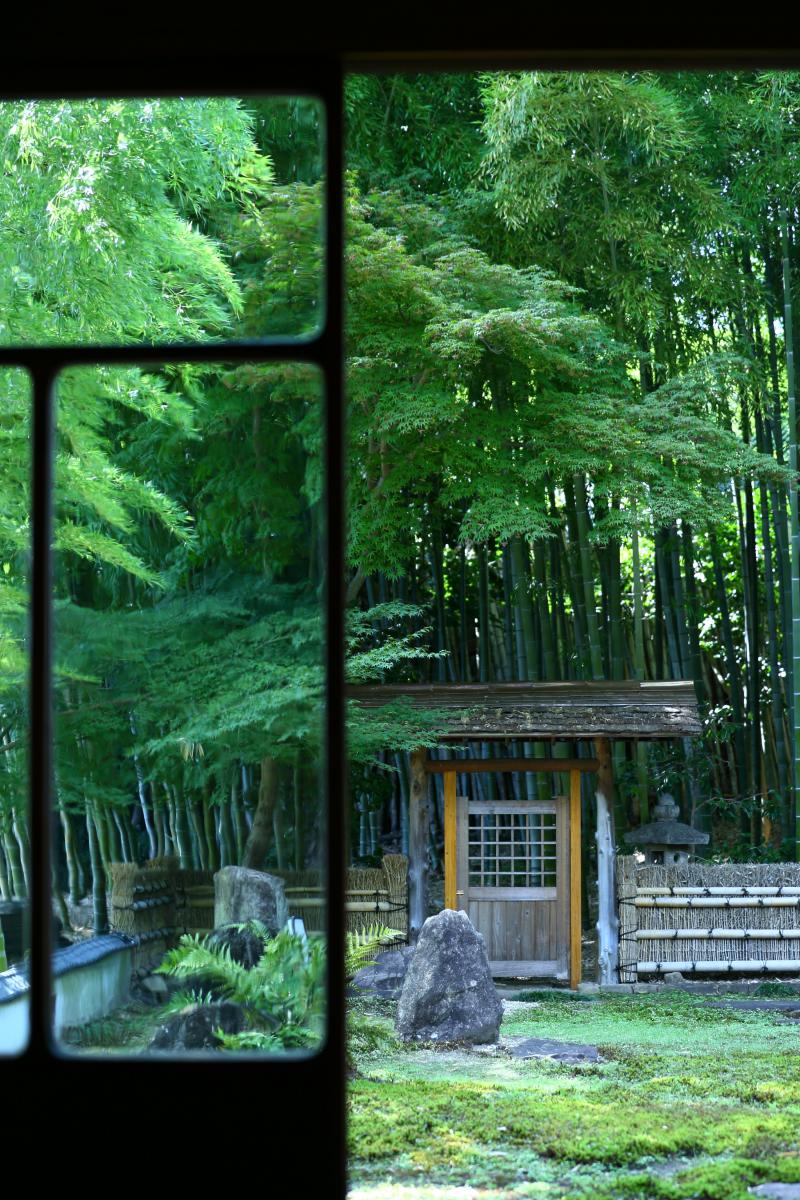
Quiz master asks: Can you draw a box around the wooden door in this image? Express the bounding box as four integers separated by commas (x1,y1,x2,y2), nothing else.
443,769,581,985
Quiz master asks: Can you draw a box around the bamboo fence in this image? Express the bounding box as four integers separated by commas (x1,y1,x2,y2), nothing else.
271,855,409,938
109,858,215,967
109,855,409,964
617,857,800,981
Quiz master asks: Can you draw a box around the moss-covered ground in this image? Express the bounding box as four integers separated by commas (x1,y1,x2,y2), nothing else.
347,989,800,1199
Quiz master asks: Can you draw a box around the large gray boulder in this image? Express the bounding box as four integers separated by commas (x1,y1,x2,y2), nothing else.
396,909,502,1044
351,945,416,1000
214,866,288,934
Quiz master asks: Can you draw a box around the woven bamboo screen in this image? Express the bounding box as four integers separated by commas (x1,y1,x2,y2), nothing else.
617,856,800,981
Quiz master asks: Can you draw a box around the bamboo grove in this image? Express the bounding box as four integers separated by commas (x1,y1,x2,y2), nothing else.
1,72,800,929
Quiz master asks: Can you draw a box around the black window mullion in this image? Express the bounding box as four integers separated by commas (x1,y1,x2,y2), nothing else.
7,61,346,1195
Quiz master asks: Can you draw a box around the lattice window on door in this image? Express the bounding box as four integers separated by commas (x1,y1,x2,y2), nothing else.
467,810,557,888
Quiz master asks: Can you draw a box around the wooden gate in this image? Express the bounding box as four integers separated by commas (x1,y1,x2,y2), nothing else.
442,768,582,986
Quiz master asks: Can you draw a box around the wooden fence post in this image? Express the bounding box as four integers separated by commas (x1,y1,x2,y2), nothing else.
617,853,638,983
408,748,429,942
595,738,620,983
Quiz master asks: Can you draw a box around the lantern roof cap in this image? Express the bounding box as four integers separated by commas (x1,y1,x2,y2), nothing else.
624,793,710,847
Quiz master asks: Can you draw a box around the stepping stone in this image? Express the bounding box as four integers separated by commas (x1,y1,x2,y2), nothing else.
750,1185,800,1198
505,1036,600,1063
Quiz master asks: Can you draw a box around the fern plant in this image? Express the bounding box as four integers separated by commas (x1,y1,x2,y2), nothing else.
345,924,404,980
156,921,325,1052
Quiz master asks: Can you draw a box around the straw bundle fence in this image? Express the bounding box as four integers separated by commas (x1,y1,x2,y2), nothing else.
109,859,215,967
109,862,176,968
617,857,800,981
271,855,409,939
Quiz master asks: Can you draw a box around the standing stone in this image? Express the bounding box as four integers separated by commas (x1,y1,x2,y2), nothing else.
213,866,288,934
396,909,502,1044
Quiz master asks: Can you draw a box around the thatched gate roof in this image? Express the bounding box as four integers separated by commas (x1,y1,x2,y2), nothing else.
347,681,701,741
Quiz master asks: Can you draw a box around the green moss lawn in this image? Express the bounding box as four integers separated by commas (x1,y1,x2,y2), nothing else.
347,989,800,1199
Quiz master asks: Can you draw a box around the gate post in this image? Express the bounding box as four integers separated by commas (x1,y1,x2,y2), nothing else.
595,738,620,984
569,768,582,989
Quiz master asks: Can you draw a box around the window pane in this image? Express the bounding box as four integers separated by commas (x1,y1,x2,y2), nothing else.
0,97,324,347
0,368,31,1057
51,361,325,1057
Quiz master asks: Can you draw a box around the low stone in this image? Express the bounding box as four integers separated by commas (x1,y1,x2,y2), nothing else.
577,982,600,993
208,923,267,969
505,1035,601,1063
663,971,685,985
750,1185,800,1198
396,909,502,1045
141,974,168,999
351,945,415,999
147,1002,246,1052
214,866,288,935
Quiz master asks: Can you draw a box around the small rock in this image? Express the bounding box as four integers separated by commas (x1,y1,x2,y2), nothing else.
396,909,503,1045
141,974,168,999
750,1185,800,1198
663,971,685,984
208,923,266,969
147,1002,246,1052
351,945,415,999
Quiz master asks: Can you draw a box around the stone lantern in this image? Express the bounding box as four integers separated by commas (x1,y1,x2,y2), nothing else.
624,793,709,866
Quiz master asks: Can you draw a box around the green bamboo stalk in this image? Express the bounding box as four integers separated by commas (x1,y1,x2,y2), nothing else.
59,808,83,903
292,754,303,870
781,210,800,860
0,835,10,901
573,475,604,680
631,503,649,822
1,819,25,899
186,794,207,868
203,782,220,872
170,785,192,868
85,801,107,934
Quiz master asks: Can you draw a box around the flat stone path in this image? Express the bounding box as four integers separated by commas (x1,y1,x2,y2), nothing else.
504,1036,601,1063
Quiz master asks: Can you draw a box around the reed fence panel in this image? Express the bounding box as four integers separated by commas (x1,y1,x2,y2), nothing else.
616,857,800,981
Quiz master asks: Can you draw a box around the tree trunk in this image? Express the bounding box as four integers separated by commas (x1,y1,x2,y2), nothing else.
242,756,279,869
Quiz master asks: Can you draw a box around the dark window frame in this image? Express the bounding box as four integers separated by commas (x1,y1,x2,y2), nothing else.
0,55,346,1187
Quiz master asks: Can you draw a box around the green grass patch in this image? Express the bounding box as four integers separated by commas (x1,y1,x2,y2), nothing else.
348,990,800,1196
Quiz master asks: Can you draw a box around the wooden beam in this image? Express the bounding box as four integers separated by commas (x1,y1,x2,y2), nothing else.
424,757,598,774
444,770,457,910
408,748,429,943
595,737,620,984
569,769,582,990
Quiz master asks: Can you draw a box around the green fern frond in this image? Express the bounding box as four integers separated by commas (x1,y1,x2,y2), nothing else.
345,925,404,980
